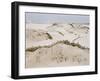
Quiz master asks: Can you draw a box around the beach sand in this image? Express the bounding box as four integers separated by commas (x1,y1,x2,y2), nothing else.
25,23,89,68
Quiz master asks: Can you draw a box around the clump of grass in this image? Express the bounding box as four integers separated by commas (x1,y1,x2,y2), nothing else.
26,47,38,52
69,23,74,28
63,40,70,45
46,33,53,39
58,31,64,36
71,43,76,47
52,23,58,26
71,42,88,49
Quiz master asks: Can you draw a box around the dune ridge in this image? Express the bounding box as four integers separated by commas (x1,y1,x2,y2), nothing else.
26,39,89,52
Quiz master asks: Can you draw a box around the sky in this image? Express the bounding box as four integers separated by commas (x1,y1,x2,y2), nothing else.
25,12,89,24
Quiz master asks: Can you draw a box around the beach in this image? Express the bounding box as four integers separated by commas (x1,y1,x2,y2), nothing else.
25,23,89,68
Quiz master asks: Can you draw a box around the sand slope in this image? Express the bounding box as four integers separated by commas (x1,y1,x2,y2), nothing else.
25,23,89,68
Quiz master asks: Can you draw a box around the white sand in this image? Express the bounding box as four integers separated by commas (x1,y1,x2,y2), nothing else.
25,23,89,68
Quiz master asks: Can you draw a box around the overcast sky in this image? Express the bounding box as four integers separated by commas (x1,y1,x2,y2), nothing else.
25,12,89,24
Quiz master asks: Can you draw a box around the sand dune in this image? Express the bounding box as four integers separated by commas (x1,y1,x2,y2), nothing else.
25,23,89,68
26,43,89,68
